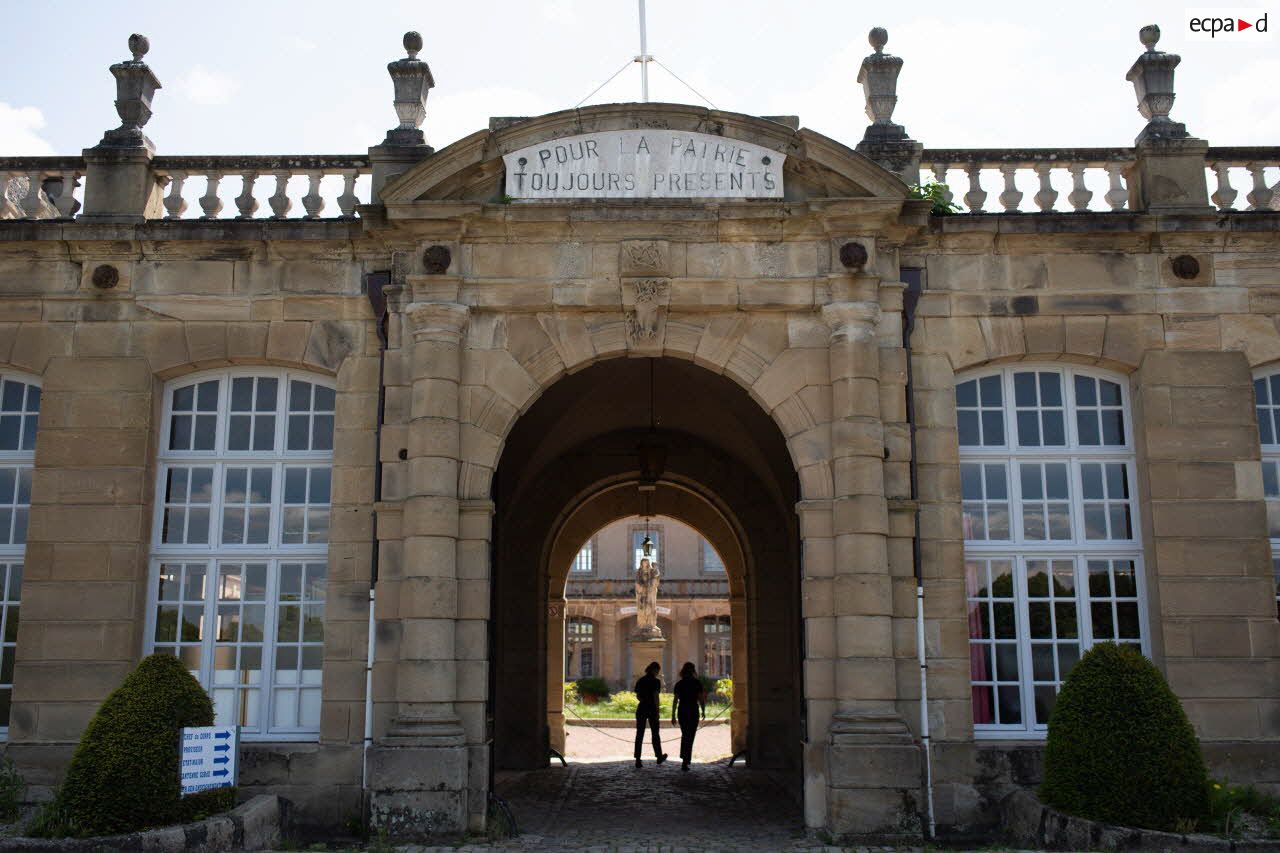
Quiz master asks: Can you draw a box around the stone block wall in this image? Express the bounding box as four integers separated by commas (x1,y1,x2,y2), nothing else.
905,213,1280,831
0,227,378,821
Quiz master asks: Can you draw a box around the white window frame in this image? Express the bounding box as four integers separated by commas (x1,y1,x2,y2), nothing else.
958,364,1149,740
628,524,662,575
144,368,333,742
570,536,597,574
0,372,40,740
1251,368,1280,618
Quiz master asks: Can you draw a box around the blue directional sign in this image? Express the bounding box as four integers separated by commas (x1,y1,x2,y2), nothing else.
179,726,238,796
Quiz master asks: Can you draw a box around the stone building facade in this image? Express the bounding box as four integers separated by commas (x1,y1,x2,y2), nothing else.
0,23,1277,843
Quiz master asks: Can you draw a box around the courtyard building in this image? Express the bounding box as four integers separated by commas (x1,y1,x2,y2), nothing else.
0,21,1276,844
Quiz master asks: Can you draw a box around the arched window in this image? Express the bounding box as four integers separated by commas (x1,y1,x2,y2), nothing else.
1252,369,1280,617
0,374,39,735
145,369,334,739
957,365,1147,737
566,617,595,678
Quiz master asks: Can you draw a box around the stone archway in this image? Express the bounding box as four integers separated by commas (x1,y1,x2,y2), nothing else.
490,357,803,799
543,485,751,759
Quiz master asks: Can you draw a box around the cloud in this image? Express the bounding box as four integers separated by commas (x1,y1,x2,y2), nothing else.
0,103,55,155
289,36,318,52
173,66,240,106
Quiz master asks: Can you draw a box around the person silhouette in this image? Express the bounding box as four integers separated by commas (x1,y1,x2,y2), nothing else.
633,661,667,768
671,661,706,771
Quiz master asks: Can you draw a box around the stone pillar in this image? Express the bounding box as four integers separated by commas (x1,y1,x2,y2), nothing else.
820,300,922,840
12,354,153,795
629,638,667,691
456,498,493,832
729,595,748,756
547,599,566,754
600,606,620,688
367,300,469,839
1134,351,1280,743
369,32,436,200
81,34,164,222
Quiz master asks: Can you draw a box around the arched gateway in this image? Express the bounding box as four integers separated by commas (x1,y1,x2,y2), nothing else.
7,27,1280,850
362,102,924,839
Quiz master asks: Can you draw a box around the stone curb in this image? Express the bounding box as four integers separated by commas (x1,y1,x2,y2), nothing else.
0,794,282,852
1002,788,1280,852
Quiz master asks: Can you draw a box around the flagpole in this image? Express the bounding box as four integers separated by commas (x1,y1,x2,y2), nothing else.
637,0,650,102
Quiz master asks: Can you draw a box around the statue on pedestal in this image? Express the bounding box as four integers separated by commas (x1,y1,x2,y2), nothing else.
632,556,663,640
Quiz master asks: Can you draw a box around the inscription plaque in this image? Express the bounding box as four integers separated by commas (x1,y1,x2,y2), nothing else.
503,130,785,200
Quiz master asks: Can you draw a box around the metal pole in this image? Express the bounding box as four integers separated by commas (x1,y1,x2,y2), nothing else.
638,0,650,102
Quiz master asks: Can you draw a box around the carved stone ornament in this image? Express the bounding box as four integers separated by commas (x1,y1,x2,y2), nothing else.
839,241,869,271
547,601,565,619
620,240,669,277
1171,254,1201,280
91,264,120,289
422,244,452,274
625,279,669,343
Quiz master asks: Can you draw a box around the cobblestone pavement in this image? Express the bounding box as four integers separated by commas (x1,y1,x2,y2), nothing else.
488,757,818,851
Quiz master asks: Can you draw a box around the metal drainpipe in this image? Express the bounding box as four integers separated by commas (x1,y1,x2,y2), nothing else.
362,272,392,798
901,266,936,839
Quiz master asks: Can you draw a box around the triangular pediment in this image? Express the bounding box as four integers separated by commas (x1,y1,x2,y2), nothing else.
379,102,908,206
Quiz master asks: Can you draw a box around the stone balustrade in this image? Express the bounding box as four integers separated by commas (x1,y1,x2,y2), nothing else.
153,155,371,220
1205,147,1280,211
918,148,1137,213
0,156,86,220
566,578,731,599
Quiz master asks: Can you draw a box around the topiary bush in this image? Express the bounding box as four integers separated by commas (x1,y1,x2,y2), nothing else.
1040,642,1209,831
575,676,610,701
55,653,235,836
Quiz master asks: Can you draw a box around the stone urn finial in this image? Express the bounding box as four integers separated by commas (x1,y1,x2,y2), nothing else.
382,30,435,147
857,27,906,138
97,32,162,151
868,27,888,54
1126,23,1187,143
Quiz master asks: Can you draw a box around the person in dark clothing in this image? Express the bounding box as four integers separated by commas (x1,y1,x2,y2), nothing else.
633,661,667,768
671,661,706,771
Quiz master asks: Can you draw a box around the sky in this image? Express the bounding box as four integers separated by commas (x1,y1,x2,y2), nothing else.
0,0,1276,158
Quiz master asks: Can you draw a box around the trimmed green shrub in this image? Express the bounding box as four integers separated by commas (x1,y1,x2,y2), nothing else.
575,676,610,700
1041,642,1209,831
56,653,235,836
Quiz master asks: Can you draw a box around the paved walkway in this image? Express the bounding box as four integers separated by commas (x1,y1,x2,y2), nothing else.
491,758,816,851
